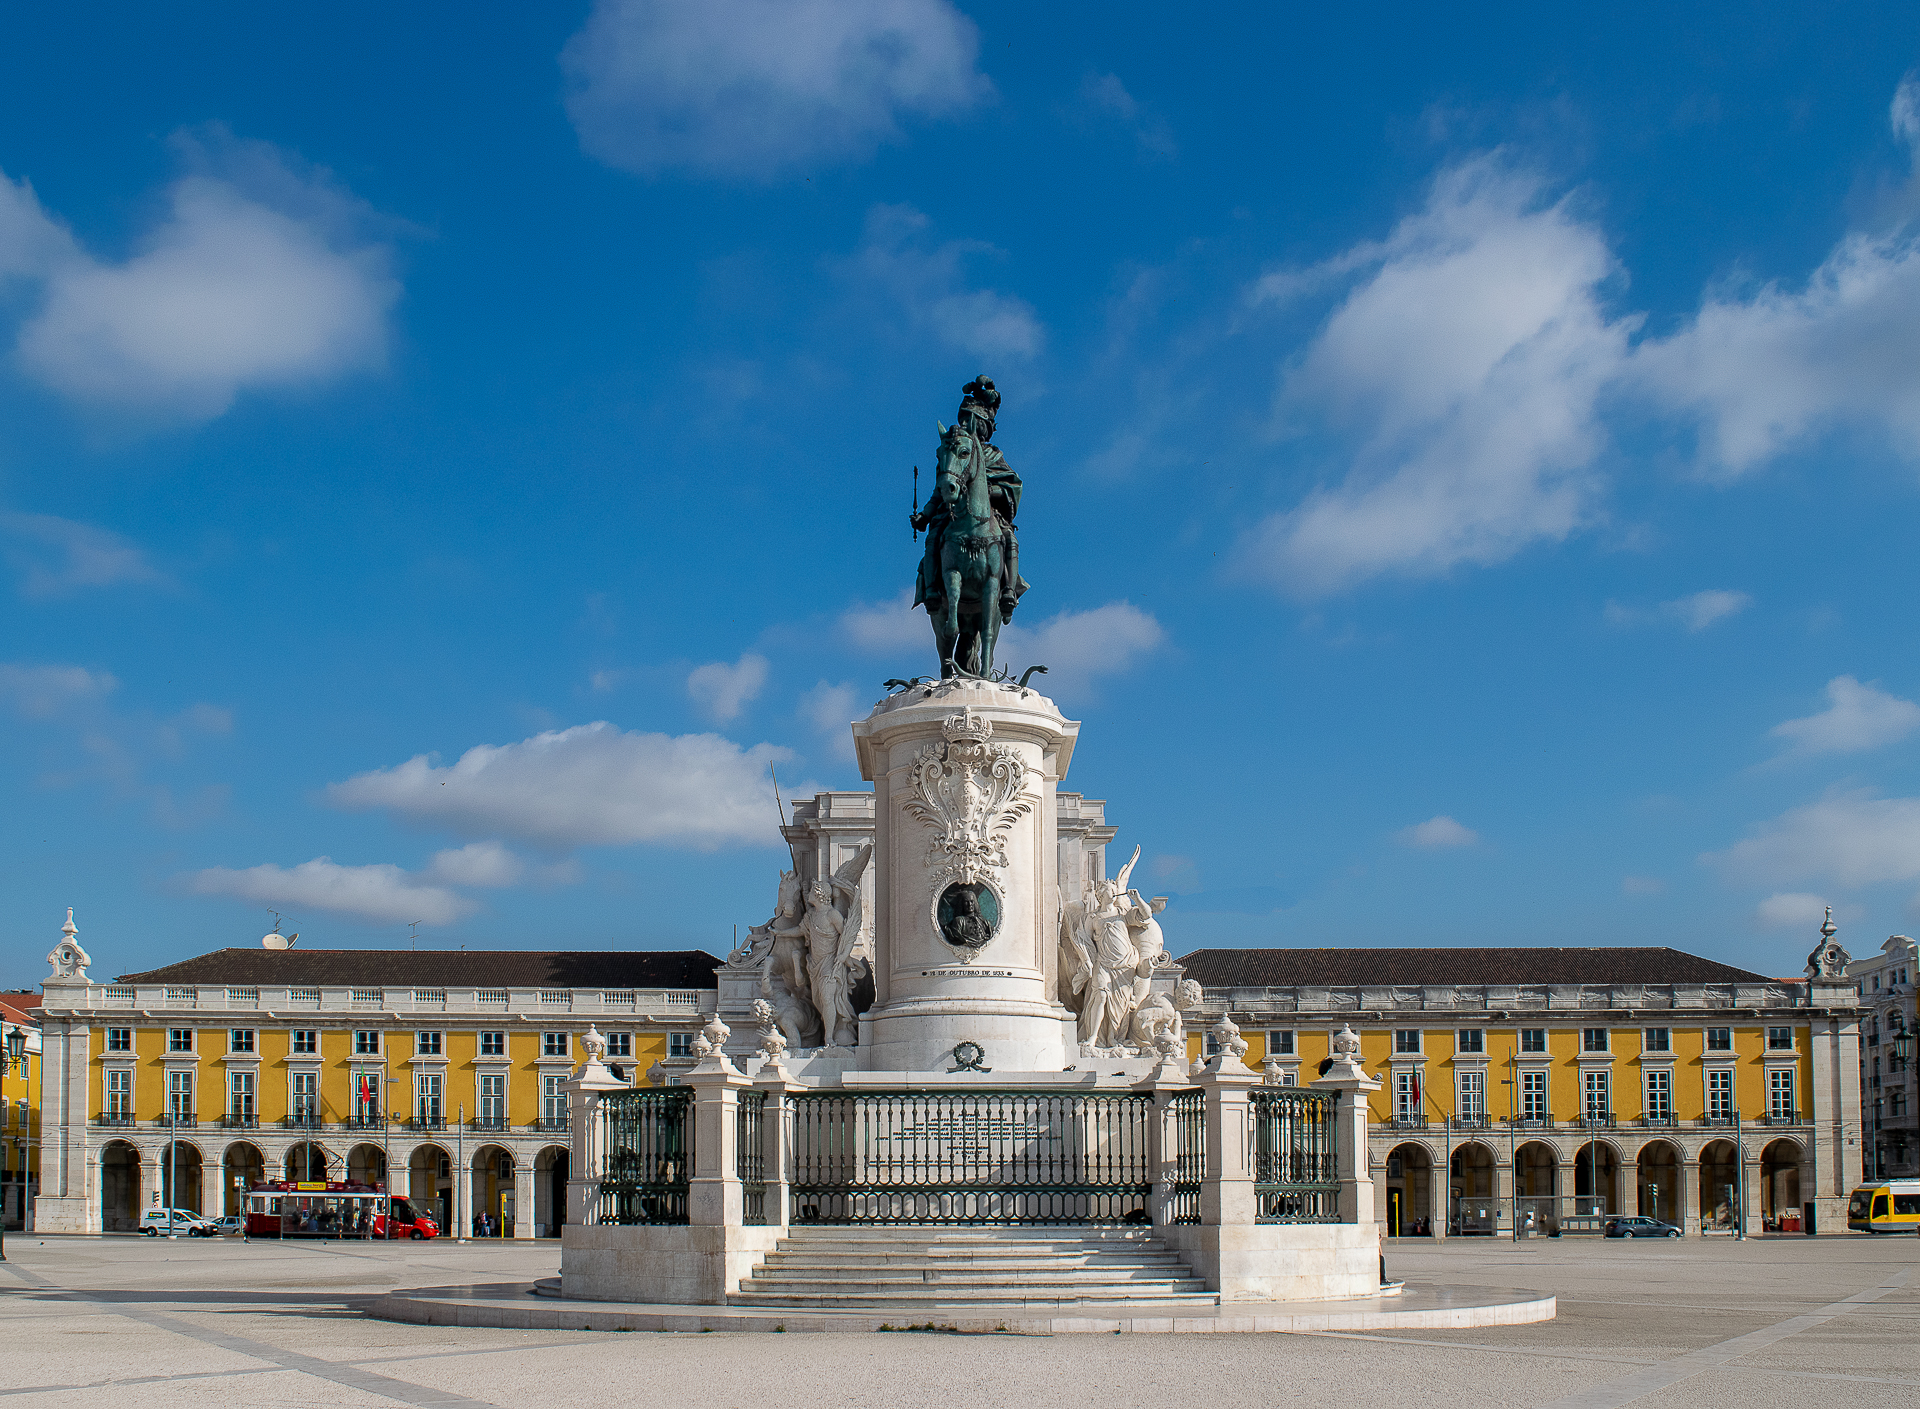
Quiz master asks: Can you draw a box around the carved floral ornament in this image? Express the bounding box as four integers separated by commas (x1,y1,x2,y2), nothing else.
903,707,1033,954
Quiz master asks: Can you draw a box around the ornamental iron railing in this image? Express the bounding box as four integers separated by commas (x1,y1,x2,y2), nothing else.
789,1090,1152,1225
597,1088,691,1225
738,1090,767,1226
1164,1088,1205,1226
1251,1087,1339,1223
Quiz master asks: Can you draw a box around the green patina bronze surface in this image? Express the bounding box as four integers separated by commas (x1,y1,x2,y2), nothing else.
909,375,1029,678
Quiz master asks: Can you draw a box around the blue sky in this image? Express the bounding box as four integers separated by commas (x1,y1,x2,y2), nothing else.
5,1,1920,986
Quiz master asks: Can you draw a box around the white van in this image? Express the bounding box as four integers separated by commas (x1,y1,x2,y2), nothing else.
139,1207,219,1237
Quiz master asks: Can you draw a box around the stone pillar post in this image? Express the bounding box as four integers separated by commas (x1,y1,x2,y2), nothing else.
1371,1150,1390,1234
562,1042,627,1226
140,1151,163,1217
1675,1149,1697,1235
1134,1045,1189,1227
1742,1155,1764,1235
1311,1026,1384,1228
1196,1059,1258,1229
1493,1156,1514,1237
1430,1147,1448,1240
512,1163,536,1239
753,1054,803,1229
684,1052,748,1229
201,1156,222,1220
1558,1158,1579,1228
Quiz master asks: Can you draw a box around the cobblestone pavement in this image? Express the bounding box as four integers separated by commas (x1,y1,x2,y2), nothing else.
1,1233,1916,1407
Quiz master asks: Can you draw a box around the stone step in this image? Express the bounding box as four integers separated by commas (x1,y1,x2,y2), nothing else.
759,1251,1191,1269
727,1286,1219,1309
744,1268,1208,1288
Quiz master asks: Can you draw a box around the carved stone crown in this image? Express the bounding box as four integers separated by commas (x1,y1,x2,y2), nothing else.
942,707,993,745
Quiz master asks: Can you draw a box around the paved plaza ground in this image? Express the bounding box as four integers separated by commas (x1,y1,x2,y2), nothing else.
0,1232,1915,1407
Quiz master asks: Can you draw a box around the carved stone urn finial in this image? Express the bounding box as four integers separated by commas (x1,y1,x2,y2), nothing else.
47,907,91,980
580,1025,609,1067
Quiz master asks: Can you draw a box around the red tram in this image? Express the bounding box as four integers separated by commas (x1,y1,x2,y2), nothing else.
243,1180,440,1239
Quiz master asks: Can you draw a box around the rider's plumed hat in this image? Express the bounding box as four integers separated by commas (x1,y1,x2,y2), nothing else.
959,375,1000,423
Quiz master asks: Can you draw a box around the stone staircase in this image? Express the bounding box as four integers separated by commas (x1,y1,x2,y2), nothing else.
728,1226,1216,1309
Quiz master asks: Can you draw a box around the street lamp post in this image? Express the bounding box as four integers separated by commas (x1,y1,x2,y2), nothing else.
384,1077,399,1238
0,1026,25,1261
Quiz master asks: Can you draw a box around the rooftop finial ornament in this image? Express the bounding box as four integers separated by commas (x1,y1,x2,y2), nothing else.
1807,906,1850,979
47,908,91,980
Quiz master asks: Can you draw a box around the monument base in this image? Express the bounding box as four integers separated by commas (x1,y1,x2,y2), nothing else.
1162,1222,1383,1302
561,1223,785,1304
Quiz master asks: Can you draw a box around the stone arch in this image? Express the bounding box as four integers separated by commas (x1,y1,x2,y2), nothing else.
406,1142,454,1230
99,1139,140,1232
1450,1141,1498,1234
470,1144,514,1236
284,1141,333,1182
1384,1142,1435,1236
1572,1140,1621,1216
1699,1139,1740,1229
159,1140,204,1213
345,1142,388,1188
1761,1138,1804,1228
1513,1140,1557,1234
1635,1139,1682,1224
222,1142,265,1215
533,1144,571,1237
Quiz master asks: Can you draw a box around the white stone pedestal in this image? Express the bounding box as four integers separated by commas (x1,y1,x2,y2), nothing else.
852,679,1080,1074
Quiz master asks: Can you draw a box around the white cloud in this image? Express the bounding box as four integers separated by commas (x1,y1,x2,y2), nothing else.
841,203,1043,360
1629,81,1920,477
1772,676,1920,756
561,0,991,180
184,856,473,927
1238,158,1637,597
1753,891,1830,931
686,652,769,722
1621,875,1667,895
0,511,169,597
0,662,118,718
420,840,524,889
325,721,800,851
1077,73,1176,158
998,602,1165,686
798,679,862,761
1,131,397,421
841,588,925,654
1704,787,1920,888
1397,815,1480,849
1604,589,1752,632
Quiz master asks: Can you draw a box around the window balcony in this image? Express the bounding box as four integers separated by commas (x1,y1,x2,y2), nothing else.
93,1113,135,1127
221,1113,259,1130
1505,1116,1555,1130
1696,1116,1738,1128
1764,1109,1801,1126
1384,1114,1428,1130
470,1115,509,1131
1574,1113,1616,1130
1450,1113,1492,1129
282,1114,327,1131
408,1115,447,1132
530,1117,570,1133
346,1115,386,1130
161,1111,197,1128
1639,1114,1677,1128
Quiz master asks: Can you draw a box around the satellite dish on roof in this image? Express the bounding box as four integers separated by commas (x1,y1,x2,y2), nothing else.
261,913,299,950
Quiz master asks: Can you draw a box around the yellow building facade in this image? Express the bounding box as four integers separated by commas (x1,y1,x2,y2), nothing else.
1,994,41,1230
33,929,721,1237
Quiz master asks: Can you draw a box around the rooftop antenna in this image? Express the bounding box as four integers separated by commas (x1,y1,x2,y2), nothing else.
264,910,300,949
408,920,422,951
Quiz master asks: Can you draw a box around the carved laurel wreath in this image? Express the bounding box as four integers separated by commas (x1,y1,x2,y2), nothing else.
901,708,1033,891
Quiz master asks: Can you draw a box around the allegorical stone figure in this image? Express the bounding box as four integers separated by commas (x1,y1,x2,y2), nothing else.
911,376,1029,677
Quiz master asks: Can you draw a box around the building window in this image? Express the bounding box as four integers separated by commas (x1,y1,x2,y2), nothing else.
669,1033,694,1058
1769,1069,1795,1120
229,1029,255,1053
1582,1069,1610,1121
1892,1090,1908,1118
415,1031,442,1056
168,1029,193,1053
607,1032,633,1058
1394,1070,1421,1121
1767,1026,1793,1051
542,1074,567,1125
1458,1069,1485,1120
230,1071,254,1117
542,1032,569,1058
1706,1028,1732,1052
353,1030,380,1056
1707,1068,1733,1121
1645,1069,1672,1122
1203,1031,1221,1058
479,1074,506,1126
167,1070,193,1119
1267,1030,1295,1056
292,1030,318,1055
1642,1028,1670,1052
1456,1029,1483,1054
353,1069,381,1122
1521,1070,1546,1122
1394,1030,1421,1054
417,1074,443,1123
1520,1029,1547,1054
480,1031,506,1057
1581,1028,1609,1054
106,1027,131,1052
1276,1069,1297,1086
292,1072,318,1122
106,1068,131,1117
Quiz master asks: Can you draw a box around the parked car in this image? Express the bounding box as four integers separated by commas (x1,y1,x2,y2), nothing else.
139,1207,220,1237
1604,1215,1682,1238
212,1214,246,1236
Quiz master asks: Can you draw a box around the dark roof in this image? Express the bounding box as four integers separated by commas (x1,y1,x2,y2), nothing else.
1175,947,1773,988
115,948,723,989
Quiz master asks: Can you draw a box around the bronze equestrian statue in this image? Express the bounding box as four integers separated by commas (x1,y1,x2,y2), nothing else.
910,376,1029,678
